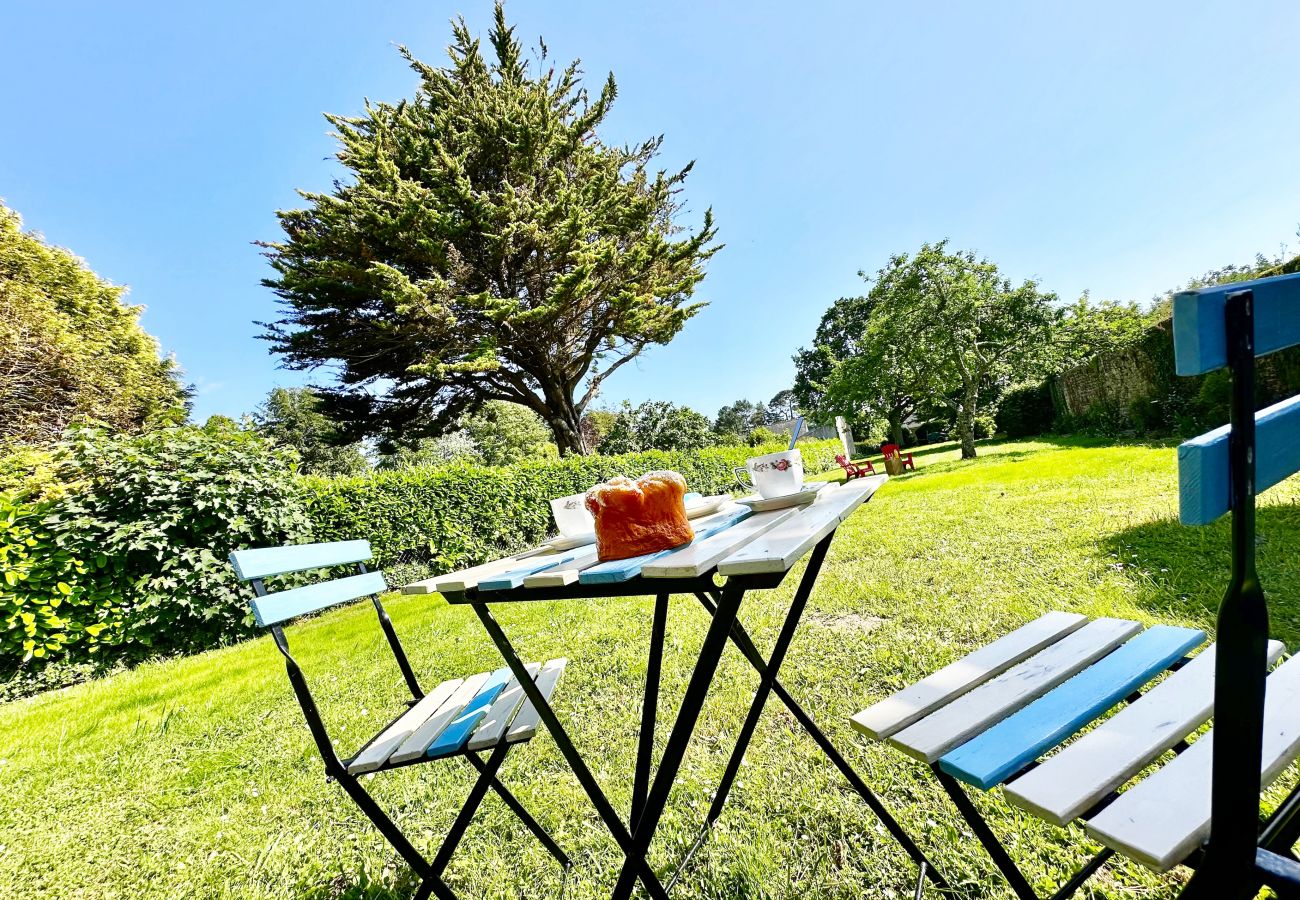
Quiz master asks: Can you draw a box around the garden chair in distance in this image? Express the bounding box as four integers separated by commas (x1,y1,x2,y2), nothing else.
880,443,915,472
849,272,1300,899
229,540,571,900
835,453,877,480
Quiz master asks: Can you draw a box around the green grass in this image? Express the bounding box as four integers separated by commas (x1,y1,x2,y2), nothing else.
3,437,1299,899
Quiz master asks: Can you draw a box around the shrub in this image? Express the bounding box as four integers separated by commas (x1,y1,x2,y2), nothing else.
747,426,778,447
305,439,843,577
996,383,1055,438
1,424,311,675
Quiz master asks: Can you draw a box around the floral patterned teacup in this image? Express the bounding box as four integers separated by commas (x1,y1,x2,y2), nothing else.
734,449,804,499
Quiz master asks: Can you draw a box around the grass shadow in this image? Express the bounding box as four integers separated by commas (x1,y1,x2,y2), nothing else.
1098,502,1300,647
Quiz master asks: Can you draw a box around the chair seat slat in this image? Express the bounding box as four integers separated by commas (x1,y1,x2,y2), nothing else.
389,673,489,765
251,571,387,627
1004,640,1286,825
427,668,513,758
467,663,541,750
851,612,1088,741
346,678,464,774
230,540,372,581
889,618,1142,763
939,626,1206,790
506,658,568,743
1087,653,1300,872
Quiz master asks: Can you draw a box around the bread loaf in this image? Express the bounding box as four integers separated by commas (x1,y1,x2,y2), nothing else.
584,470,694,561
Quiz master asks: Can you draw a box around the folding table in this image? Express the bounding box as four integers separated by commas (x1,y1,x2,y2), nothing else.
404,475,949,897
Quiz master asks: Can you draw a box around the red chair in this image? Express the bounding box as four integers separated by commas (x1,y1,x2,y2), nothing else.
835,454,876,479
881,444,915,472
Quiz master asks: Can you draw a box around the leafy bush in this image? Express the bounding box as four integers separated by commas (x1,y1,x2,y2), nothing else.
1,424,311,675
305,439,843,577
747,426,778,447
995,382,1055,438
600,401,717,453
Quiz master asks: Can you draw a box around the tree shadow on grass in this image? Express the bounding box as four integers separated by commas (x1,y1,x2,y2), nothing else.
1098,502,1300,647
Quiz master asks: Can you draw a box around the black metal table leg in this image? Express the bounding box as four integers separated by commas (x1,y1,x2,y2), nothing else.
471,602,671,900
608,582,750,900
632,593,669,827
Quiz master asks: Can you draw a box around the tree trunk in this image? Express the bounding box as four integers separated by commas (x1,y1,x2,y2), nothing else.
888,410,904,447
956,379,978,459
545,400,587,456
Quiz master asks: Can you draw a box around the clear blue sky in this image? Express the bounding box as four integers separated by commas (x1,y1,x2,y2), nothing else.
3,1,1299,424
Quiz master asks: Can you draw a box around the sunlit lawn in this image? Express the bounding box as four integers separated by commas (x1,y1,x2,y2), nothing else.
2,437,1298,899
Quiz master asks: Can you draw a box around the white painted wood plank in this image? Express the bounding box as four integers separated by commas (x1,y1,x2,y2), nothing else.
346,677,464,774
506,658,567,743
523,549,603,588
1087,652,1300,872
641,507,797,578
1005,640,1285,826
579,507,751,584
402,550,553,595
467,663,540,750
389,672,488,764
888,618,1142,763
851,612,1089,741
716,476,885,576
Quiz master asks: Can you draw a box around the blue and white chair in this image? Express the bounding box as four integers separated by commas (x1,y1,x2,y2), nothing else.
850,272,1300,899
230,540,570,900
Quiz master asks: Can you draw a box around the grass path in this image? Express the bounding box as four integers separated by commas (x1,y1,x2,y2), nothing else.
2,438,1298,899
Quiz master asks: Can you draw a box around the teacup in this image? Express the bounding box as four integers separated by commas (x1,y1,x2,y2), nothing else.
734,449,804,499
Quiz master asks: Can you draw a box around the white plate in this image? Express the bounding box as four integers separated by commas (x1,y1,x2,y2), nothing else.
735,481,828,512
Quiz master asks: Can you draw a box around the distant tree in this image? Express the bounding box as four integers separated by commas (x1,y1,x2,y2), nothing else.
0,202,187,445
1051,295,1153,372
259,4,719,455
461,401,557,466
580,409,618,452
747,426,779,447
713,399,757,438
378,431,481,470
601,400,715,453
252,387,369,477
767,389,799,420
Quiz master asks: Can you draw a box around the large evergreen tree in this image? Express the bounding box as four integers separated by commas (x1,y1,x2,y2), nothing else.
260,4,719,454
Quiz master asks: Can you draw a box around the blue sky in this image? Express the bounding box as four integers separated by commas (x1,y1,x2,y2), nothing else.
3,1,1299,424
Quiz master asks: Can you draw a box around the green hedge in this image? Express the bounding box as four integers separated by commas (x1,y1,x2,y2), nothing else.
305,439,842,578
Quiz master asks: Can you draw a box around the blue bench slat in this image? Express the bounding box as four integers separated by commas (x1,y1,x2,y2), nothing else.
1173,272,1300,376
579,507,751,585
250,570,387,626
937,625,1206,790
230,540,371,581
426,667,512,758
1177,393,1300,525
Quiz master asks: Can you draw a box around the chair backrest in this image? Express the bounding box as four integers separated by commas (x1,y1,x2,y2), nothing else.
229,539,384,627
835,454,849,466
1174,272,1300,525
881,444,900,460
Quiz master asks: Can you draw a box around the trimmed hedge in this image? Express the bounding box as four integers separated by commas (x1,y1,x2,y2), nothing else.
304,439,842,578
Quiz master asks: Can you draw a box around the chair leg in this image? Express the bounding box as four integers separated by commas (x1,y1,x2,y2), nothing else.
430,740,511,878
467,749,572,870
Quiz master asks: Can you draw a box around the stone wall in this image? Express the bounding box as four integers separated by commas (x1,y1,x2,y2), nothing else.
1053,321,1171,418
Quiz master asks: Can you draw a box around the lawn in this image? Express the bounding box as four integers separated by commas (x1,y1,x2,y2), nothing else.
3,437,1298,899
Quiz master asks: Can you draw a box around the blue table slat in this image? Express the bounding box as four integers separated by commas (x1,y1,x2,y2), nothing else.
478,546,595,591
426,668,513,758
938,625,1206,790
1177,393,1300,525
1173,271,1300,375
578,507,751,585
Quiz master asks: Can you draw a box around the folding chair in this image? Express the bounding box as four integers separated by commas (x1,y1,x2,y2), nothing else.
230,540,571,900
848,273,1300,899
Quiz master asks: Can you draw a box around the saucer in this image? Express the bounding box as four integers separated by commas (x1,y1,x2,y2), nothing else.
735,481,828,511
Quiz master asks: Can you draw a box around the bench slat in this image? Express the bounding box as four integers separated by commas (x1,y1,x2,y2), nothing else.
717,476,885,576
467,663,541,750
1004,640,1286,825
427,667,513,758
939,626,1206,789
506,658,567,743
230,540,372,581
889,618,1143,763
1172,272,1300,375
1087,653,1300,872
851,612,1088,741
641,507,797,578
389,672,488,764
251,571,386,627
346,678,464,774
1177,393,1300,525
579,507,751,585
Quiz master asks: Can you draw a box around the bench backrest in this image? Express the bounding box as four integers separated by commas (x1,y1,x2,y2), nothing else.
1173,272,1300,525
229,539,384,627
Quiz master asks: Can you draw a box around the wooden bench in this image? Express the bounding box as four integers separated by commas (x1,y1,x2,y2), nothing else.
851,272,1300,900
231,540,570,900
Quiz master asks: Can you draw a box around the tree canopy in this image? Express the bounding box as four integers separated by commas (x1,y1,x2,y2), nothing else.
260,3,719,455
0,202,187,445
252,387,369,477
601,400,715,454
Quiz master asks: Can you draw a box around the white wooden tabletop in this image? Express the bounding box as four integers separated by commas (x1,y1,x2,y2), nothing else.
403,475,886,596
